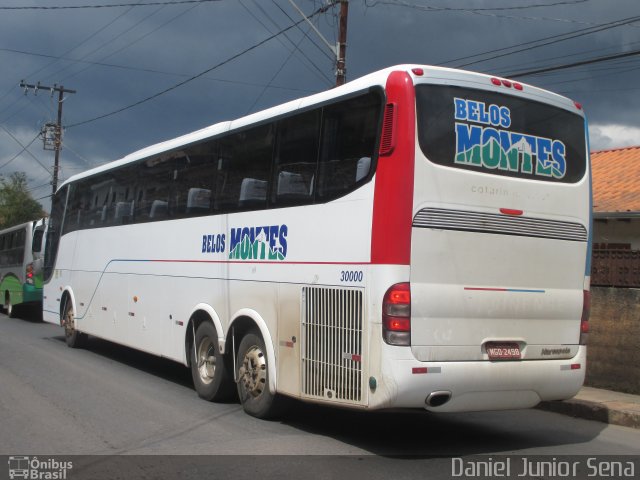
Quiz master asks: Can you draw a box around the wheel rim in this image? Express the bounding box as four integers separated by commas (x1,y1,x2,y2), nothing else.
196,337,216,385
239,344,267,398
63,308,74,338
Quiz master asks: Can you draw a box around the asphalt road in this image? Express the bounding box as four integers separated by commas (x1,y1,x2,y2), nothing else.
1,312,638,479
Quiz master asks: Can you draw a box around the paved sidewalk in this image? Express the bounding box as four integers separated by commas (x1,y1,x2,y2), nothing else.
538,386,640,429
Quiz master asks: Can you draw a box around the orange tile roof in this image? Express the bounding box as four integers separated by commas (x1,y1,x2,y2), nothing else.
590,145,640,213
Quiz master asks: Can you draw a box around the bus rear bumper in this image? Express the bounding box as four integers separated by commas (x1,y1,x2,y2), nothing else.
376,346,586,413
22,284,43,304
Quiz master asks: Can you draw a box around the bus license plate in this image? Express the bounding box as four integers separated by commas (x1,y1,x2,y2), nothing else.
486,342,521,360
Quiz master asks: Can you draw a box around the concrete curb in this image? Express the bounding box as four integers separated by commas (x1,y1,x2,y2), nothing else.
537,389,640,429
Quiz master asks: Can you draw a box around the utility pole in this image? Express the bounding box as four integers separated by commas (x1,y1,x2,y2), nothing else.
288,0,349,86
19,81,76,196
335,0,349,87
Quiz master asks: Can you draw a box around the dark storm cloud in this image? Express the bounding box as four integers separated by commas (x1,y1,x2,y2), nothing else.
0,0,638,205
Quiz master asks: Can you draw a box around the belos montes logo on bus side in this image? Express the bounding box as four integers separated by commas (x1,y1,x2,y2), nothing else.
453,97,567,179
228,225,288,261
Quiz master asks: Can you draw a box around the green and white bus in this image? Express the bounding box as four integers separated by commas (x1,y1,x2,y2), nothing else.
0,219,46,316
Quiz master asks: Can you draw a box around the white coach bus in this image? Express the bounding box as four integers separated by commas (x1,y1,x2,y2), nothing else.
43,65,591,418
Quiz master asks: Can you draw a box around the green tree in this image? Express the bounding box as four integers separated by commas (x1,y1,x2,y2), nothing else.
0,172,46,229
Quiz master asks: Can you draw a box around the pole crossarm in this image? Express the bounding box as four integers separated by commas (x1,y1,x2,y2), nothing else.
20,80,76,196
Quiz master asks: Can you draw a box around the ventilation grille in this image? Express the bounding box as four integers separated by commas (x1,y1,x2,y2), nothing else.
413,208,588,242
379,102,396,156
301,286,364,404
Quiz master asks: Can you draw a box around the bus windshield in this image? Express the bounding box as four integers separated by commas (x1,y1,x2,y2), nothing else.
415,84,587,183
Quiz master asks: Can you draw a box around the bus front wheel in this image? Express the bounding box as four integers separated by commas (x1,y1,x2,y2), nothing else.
63,302,87,348
4,292,13,317
190,321,235,402
236,330,288,419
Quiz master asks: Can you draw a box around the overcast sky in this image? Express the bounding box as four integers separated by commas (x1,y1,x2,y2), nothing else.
0,0,638,209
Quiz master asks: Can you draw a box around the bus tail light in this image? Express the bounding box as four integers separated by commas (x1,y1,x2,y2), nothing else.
379,102,397,156
26,263,34,285
382,282,411,346
580,290,590,345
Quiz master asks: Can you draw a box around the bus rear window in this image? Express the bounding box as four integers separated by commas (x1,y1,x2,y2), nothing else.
416,84,586,183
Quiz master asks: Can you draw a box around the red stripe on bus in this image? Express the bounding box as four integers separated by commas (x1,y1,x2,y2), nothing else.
371,70,415,265
142,259,371,266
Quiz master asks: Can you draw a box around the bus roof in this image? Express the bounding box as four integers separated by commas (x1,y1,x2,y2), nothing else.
59,64,583,190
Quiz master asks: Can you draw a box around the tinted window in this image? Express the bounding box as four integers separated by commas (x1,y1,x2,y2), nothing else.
44,185,67,281
416,84,586,183
136,156,174,222
272,110,320,206
173,142,217,218
317,92,380,200
217,124,274,212
56,90,382,234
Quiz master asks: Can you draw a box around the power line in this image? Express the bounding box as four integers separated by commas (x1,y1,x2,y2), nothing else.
365,0,591,12
0,46,315,93
50,2,170,83
447,14,640,69
508,48,640,78
363,0,613,28
0,130,40,170
0,0,222,10
240,0,333,85
0,126,51,175
65,4,330,129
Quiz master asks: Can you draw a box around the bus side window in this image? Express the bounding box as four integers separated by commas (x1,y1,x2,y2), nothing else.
172,142,217,218
216,124,274,212
317,92,381,201
137,156,173,222
271,109,319,206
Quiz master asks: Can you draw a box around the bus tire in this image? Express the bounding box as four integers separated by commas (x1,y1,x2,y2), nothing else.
236,330,288,419
63,302,87,348
4,292,13,318
190,321,235,402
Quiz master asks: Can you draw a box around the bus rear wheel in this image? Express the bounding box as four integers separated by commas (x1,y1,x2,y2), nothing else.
4,292,13,317
236,330,288,419
190,321,235,402
63,302,87,348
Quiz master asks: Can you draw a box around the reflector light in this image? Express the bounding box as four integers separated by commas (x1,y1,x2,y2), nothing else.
411,68,424,76
490,77,501,86
499,208,524,216
412,367,428,374
571,364,581,370
574,101,583,110
501,79,512,88
580,289,590,345
385,317,410,332
513,82,523,91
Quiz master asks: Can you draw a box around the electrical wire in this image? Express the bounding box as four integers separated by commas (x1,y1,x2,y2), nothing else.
446,14,640,69
65,4,332,129
241,0,333,85
508,48,640,78
0,0,222,10
49,3,169,82
365,0,592,11
0,126,50,174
